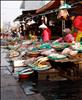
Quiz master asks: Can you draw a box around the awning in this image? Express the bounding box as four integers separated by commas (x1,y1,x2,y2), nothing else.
36,0,82,14
20,1,49,11
14,14,28,22
14,15,23,22
36,0,60,14
14,10,36,22
70,4,82,15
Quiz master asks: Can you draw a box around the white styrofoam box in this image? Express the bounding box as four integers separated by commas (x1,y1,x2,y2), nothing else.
14,60,26,67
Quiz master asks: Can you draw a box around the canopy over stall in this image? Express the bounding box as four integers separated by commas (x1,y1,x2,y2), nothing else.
36,0,82,36
36,0,82,15
36,0,60,14
14,10,36,22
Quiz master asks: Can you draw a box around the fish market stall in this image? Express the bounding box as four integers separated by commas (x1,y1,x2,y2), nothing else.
5,37,82,82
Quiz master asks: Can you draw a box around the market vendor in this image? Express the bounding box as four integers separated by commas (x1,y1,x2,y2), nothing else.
54,28,75,43
39,23,51,42
70,14,82,42
29,30,37,41
19,24,26,39
73,16,82,42
16,28,21,38
11,28,18,38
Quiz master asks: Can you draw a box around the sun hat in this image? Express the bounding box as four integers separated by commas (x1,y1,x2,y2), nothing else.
27,20,36,25
39,23,47,29
31,19,35,24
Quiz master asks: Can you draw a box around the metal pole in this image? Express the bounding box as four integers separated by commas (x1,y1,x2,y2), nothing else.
62,19,65,35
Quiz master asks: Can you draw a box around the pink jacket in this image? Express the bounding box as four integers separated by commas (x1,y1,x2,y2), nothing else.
55,34,74,43
64,33,74,43
42,28,51,42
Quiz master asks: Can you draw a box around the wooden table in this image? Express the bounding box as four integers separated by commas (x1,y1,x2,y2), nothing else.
49,58,82,80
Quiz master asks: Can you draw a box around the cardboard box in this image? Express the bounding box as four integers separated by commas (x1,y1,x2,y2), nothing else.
38,68,60,80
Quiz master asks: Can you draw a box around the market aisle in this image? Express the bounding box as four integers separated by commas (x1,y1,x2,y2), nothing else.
1,48,45,100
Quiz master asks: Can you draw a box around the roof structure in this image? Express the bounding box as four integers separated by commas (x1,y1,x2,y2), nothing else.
20,1,50,11
36,0,82,14
36,0,60,14
14,10,36,22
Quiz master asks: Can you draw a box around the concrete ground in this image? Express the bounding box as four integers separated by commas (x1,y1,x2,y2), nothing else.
1,48,45,100
1,48,82,100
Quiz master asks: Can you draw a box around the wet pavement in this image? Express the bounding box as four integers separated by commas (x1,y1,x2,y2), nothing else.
20,79,82,100
1,48,82,100
37,80,82,100
1,48,45,100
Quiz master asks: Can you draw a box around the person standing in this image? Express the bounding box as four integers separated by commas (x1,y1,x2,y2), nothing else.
11,29,17,38
16,28,21,38
70,14,82,42
73,16,82,42
54,28,74,43
39,23,51,42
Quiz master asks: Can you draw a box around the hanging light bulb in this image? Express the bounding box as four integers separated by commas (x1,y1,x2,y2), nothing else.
57,9,69,19
60,3,71,9
59,0,71,10
57,0,71,20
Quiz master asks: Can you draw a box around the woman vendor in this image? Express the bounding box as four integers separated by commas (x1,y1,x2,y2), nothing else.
73,16,82,42
39,23,51,42
54,28,75,43
70,14,82,42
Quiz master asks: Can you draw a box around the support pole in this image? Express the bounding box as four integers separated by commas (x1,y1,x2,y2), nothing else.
62,19,65,35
